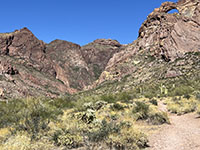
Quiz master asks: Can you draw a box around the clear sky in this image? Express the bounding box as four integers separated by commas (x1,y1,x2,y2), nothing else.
0,0,177,45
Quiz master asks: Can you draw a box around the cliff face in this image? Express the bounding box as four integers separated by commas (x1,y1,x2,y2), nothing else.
0,0,199,98
0,28,121,98
138,0,200,61
95,0,200,90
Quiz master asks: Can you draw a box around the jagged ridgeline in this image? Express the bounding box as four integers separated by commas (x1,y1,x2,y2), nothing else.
0,0,200,150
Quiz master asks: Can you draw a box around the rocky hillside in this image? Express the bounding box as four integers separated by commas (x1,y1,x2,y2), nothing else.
90,0,200,95
0,29,123,98
0,0,200,99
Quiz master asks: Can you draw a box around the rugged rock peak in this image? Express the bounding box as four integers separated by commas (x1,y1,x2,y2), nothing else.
93,39,121,47
0,27,126,98
47,39,81,50
81,39,123,80
0,27,46,61
138,0,200,61
18,27,34,34
94,0,200,88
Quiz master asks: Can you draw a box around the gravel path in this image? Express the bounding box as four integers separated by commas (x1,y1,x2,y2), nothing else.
146,103,200,150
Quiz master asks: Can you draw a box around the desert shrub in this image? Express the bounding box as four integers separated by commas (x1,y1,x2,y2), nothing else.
167,103,180,114
87,120,120,142
101,94,116,103
169,85,193,97
52,129,83,149
132,101,169,124
0,128,11,144
140,85,159,99
148,111,169,125
1,133,57,150
14,98,62,139
0,100,24,128
132,101,149,120
183,94,191,99
0,98,63,139
110,103,124,111
149,99,158,105
49,97,75,109
74,95,101,111
166,97,197,115
143,92,156,99
116,91,133,103
108,126,148,150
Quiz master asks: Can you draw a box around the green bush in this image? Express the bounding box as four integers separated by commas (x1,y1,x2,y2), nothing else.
169,85,193,97
0,100,24,128
132,101,169,124
87,120,120,142
49,97,75,109
149,99,158,105
166,97,197,115
148,112,169,125
101,94,116,103
116,92,133,102
110,103,124,111
132,101,149,120
53,129,83,149
0,98,63,139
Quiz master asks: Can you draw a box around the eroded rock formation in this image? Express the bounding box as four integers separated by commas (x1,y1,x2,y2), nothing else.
0,28,121,98
95,0,200,87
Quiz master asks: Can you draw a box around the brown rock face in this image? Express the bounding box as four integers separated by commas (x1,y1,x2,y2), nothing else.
95,0,200,87
81,39,123,79
46,40,93,92
0,28,122,98
138,0,200,61
0,28,46,61
0,61,18,75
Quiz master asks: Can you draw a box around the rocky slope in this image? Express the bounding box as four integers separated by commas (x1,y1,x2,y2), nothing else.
0,28,122,98
92,0,200,94
0,0,200,99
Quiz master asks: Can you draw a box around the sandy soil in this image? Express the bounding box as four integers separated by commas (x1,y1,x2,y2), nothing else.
146,102,200,150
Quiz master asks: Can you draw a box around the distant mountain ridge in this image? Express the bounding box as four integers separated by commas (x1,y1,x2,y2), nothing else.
0,0,199,99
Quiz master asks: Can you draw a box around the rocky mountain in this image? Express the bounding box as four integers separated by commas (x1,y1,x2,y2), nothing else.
0,28,123,98
91,0,200,94
0,0,199,99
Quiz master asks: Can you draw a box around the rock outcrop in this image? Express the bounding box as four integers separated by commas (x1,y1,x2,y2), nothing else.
0,29,122,98
95,0,200,88
0,28,46,61
81,39,124,79
138,0,200,61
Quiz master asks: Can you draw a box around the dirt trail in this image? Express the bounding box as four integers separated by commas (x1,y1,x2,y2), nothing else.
146,102,200,150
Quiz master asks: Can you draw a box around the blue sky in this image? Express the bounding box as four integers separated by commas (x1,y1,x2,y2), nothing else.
0,0,177,45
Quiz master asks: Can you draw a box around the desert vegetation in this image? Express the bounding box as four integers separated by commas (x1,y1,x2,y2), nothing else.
0,90,171,150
